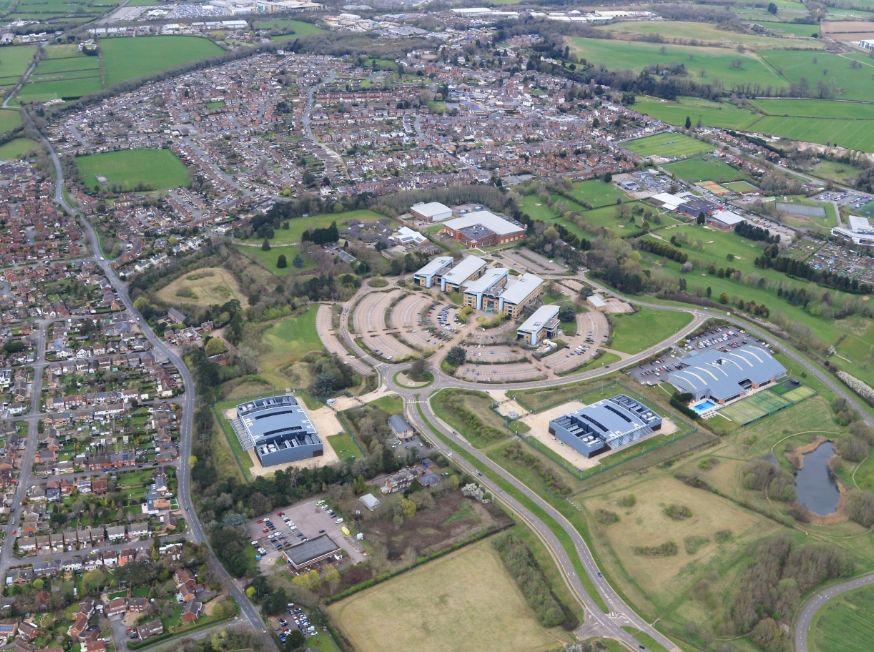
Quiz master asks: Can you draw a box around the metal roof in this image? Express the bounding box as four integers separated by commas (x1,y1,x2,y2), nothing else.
500,273,543,305
442,255,486,285
236,395,319,450
443,210,524,236
517,304,559,334
411,201,452,219
463,267,509,294
414,256,453,278
551,394,661,446
285,534,340,566
667,344,786,401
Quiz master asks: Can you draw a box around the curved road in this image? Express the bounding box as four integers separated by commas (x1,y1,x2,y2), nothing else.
26,112,273,647
794,572,874,652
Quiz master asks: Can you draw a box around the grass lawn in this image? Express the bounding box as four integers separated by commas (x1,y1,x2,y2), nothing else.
634,95,762,131
369,394,404,415
327,538,569,652
326,433,362,463
0,45,36,85
233,243,313,277
260,306,322,365
432,390,510,449
75,148,190,192
566,179,628,208
16,75,103,102
0,108,21,135
0,137,39,159
662,156,747,183
760,49,874,101
567,37,786,90
100,36,224,86
623,132,712,159
238,209,386,247
608,309,693,354
723,180,759,193
810,585,874,652
155,267,249,308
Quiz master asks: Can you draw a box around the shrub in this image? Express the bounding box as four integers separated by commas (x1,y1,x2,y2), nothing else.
617,494,636,508
594,509,619,525
714,529,732,543
846,490,874,527
276,254,288,268
633,541,678,557
684,535,709,555
502,443,571,496
663,504,693,520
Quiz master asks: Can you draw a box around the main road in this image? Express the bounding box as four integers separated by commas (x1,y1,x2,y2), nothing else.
25,111,274,648
794,572,874,652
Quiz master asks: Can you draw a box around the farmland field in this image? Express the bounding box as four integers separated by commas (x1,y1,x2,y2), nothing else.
810,586,874,652
0,108,21,135
100,36,223,86
622,132,712,158
155,267,249,308
75,148,190,192
567,37,786,90
0,45,36,91
760,49,874,101
0,138,39,159
608,309,693,355
663,156,747,183
594,20,822,49
328,539,569,652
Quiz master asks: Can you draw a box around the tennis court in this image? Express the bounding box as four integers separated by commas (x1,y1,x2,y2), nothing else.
783,385,815,402
721,390,791,425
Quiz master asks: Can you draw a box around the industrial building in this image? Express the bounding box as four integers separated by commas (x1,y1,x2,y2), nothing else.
440,255,487,291
832,215,874,247
284,534,340,570
413,256,453,288
232,395,322,467
440,210,526,247
516,305,560,345
667,344,787,404
549,394,662,458
410,201,453,222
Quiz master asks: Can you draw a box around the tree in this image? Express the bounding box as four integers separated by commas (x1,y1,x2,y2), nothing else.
767,1,778,14
292,254,304,268
276,254,288,268
284,629,306,651
558,304,576,322
684,115,692,129
408,358,429,382
261,239,271,251
446,346,466,367
204,338,227,357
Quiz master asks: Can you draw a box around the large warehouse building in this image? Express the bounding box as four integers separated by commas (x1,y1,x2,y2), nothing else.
549,394,662,458
232,395,322,467
440,210,526,247
410,201,453,222
666,344,787,404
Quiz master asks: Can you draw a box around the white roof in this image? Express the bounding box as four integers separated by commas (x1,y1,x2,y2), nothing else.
443,210,524,236
414,256,453,277
501,273,543,305
443,255,486,285
651,192,686,210
411,201,452,219
587,293,607,308
849,215,873,234
712,210,744,226
464,267,509,294
393,226,425,243
517,305,559,334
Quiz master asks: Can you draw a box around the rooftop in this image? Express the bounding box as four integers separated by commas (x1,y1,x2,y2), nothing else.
285,534,340,566
500,273,543,305
442,255,486,285
517,304,559,334
443,210,524,237
411,201,452,219
463,267,509,294
667,344,786,401
414,256,453,278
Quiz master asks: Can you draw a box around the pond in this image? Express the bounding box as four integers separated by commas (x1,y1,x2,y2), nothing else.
795,441,841,516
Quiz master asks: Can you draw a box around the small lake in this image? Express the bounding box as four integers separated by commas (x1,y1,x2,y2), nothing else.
795,441,841,516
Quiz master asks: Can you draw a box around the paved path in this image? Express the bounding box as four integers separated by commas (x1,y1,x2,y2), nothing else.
794,572,874,652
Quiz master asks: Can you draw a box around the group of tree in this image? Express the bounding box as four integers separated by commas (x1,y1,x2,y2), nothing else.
301,221,339,245
755,251,872,294
735,221,779,244
636,237,688,263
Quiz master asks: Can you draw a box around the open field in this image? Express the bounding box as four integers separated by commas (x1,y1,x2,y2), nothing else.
723,180,759,193
622,132,712,159
760,48,874,101
238,209,385,247
663,156,747,183
328,539,569,652
326,433,361,463
0,45,36,90
100,35,223,86
155,267,249,308
634,96,874,151
0,108,21,135
594,20,823,49
0,137,39,159
608,309,693,355
17,43,101,102
752,20,821,37
75,148,190,192
566,179,628,208
260,305,322,369
568,37,786,90
811,586,874,652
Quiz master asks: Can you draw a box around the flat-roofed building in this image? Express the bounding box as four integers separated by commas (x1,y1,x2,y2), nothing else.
284,534,340,570
440,255,487,291
440,210,525,247
549,394,662,458
232,395,322,467
710,209,744,229
413,256,453,288
499,273,544,317
832,215,874,247
462,268,510,311
517,305,560,345
411,201,452,222
667,344,787,403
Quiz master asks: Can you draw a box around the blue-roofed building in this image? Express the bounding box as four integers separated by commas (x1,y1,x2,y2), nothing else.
232,395,322,467
549,395,662,458
667,344,786,403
